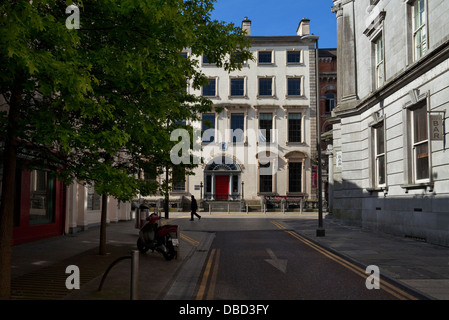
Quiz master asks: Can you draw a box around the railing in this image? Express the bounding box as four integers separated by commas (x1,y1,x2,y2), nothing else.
203,193,241,201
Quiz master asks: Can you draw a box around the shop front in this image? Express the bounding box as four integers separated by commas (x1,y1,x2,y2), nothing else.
13,167,65,245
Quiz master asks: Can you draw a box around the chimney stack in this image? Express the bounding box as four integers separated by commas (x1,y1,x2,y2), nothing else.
242,17,251,36
297,18,310,36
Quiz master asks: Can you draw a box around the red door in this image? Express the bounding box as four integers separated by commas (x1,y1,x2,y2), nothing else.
215,176,229,200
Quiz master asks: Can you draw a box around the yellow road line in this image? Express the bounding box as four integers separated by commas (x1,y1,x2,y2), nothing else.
207,249,220,300
271,220,418,300
196,249,216,300
180,233,200,246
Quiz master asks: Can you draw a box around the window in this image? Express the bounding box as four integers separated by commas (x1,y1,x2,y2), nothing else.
258,51,272,64
412,0,427,61
232,175,239,194
259,162,273,193
231,51,246,65
203,78,216,97
375,35,384,89
287,78,302,96
374,122,386,186
230,78,245,97
202,113,215,143
203,54,216,65
29,170,55,225
231,113,245,143
206,175,212,193
259,77,273,96
87,184,101,211
287,51,301,64
288,113,302,143
288,162,302,193
172,167,186,193
412,103,429,181
259,113,273,143
325,93,335,113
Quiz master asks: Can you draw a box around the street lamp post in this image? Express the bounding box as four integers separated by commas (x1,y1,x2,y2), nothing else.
303,34,325,237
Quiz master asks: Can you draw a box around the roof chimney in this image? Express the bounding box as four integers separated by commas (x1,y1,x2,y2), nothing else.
242,17,251,36
297,18,310,36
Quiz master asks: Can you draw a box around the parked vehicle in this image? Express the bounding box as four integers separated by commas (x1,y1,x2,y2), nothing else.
137,213,179,261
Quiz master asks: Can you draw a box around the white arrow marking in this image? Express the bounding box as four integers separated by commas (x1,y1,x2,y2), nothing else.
264,248,287,274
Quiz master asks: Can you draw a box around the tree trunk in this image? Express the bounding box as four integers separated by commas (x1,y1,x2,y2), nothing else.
0,85,22,299
99,194,108,256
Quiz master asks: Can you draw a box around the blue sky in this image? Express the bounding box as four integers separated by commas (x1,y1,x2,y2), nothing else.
210,0,337,48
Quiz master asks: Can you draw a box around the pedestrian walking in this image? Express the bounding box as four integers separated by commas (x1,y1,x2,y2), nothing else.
190,195,201,221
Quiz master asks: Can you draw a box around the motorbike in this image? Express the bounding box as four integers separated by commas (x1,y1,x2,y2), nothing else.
137,213,179,261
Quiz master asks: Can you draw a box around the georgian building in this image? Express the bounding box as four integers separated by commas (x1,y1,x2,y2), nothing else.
330,0,449,246
145,18,320,211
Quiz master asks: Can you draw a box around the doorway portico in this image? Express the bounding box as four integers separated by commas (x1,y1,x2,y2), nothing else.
204,155,242,201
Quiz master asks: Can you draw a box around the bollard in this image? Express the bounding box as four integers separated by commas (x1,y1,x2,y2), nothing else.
130,250,139,300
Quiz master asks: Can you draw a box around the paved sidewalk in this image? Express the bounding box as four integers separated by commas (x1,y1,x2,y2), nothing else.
11,214,196,300
9,212,449,300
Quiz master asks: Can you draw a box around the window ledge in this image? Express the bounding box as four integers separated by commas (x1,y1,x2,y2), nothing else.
286,141,307,146
400,182,434,193
366,186,388,194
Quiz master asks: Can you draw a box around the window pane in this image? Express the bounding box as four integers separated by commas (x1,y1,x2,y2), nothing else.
376,37,383,64
202,113,215,142
231,113,244,143
259,51,272,63
287,51,301,63
206,175,212,193
29,170,54,225
203,79,216,97
203,54,215,64
289,162,302,193
259,113,272,142
87,185,101,210
377,155,386,186
288,78,302,96
413,105,428,143
376,123,385,155
288,113,302,142
326,93,335,112
414,0,426,30
232,175,239,193
259,78,272,96
260,163,272,193
415,142,429,180
231,78,244,96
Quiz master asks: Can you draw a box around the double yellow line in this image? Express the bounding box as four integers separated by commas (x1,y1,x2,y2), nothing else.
196,248,221,300
271,220,419,300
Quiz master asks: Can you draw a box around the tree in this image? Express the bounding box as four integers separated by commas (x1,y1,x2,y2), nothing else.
0,0,251,299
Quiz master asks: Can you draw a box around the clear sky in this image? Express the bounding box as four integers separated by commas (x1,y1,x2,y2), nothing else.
210,0,337,49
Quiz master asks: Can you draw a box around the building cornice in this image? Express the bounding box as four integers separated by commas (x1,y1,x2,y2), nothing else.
334,38,449,118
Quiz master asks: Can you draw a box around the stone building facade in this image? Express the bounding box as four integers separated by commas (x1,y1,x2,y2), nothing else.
144,18,320,211
331,0,449,246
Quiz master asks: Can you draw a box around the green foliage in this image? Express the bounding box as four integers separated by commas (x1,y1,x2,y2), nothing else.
0,0,252,201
